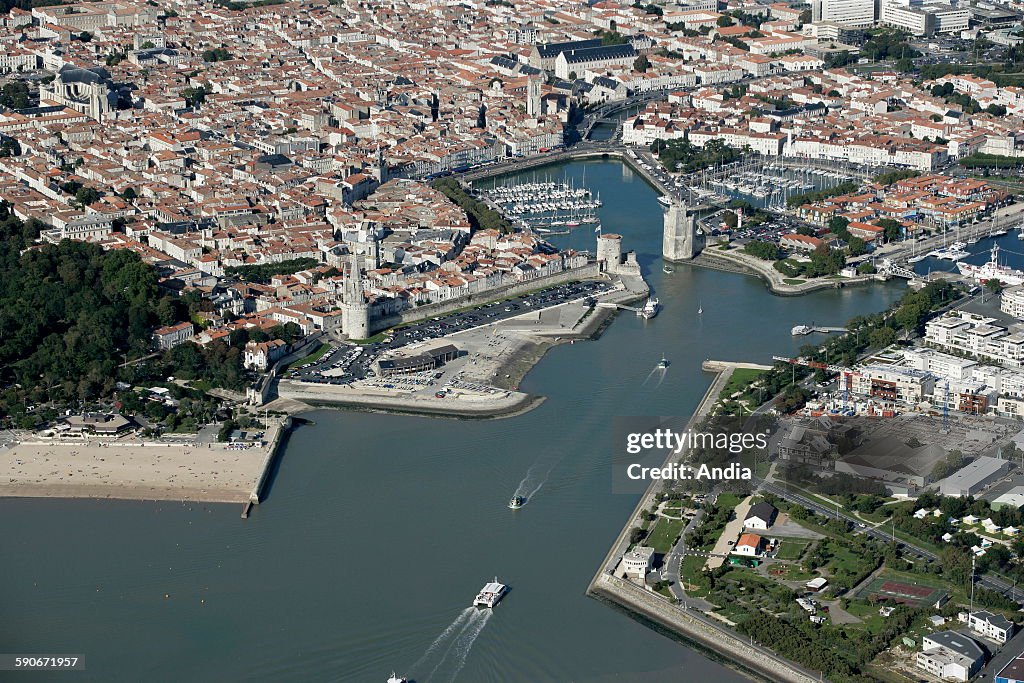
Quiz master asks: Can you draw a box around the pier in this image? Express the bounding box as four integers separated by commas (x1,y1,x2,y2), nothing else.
596,301,641,313
791,324,846,336
242,415,292,518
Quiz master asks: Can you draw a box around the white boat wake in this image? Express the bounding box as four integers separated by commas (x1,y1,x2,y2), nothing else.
411,607,492,682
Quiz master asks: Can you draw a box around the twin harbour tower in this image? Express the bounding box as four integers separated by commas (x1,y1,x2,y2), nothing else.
662,198,702,262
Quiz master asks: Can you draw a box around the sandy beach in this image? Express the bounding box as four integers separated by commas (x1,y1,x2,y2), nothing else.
0,438,272,503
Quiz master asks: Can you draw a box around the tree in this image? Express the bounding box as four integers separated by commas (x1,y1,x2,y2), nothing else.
78,31,93,42
744,241,780,261
869,326,897,348
847,236,867,256
722,210,738,229
0,82,30,109
633,54,650,72
568,71,577,81
140,40,156,49
878,218,902,243
857,262,876,275
716,15,734,27
75,186,100,207
986,278,1004,294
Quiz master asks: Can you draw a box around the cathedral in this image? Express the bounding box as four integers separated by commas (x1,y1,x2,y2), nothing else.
39,65,118,121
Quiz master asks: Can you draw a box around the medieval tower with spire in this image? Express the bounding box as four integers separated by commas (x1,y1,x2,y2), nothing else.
341,252,370,340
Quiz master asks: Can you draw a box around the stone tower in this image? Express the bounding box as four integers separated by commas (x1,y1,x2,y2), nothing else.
341,252,370,340
526,76,542,117
366,233,380,270
663,199,701,261
596,233,623,273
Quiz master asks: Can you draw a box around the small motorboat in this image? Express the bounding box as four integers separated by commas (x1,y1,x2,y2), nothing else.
509,495,525,509
657,355,670,369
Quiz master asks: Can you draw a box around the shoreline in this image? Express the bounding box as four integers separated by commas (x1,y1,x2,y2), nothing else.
587,360,821,683
693,248,886,297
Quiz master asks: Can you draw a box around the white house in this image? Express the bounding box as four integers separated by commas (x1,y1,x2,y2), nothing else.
733,533,764,556
960,610,1016,644
744,502,778,530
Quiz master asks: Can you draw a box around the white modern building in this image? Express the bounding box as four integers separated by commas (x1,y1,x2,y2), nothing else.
812,0,876,27
917,631,984,682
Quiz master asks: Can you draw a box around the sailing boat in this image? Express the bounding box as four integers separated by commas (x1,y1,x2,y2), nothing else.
990,214,1008,238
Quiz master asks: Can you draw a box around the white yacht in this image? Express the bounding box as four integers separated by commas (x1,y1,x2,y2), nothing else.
640,297,660,319
387,674,407,683
474,578,508,608
657,195,672,207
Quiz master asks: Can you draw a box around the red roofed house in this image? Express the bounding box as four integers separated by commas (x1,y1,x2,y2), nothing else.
734,533,765,557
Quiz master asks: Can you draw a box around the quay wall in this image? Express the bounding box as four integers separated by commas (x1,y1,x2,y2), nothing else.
249,416,291,504
590,575,820,683
587,361,822,683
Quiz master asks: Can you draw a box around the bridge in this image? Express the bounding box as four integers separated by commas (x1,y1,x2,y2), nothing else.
877,259,919,280
579,90,667,140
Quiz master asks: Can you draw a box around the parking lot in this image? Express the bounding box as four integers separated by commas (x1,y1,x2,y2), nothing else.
287,280,612,387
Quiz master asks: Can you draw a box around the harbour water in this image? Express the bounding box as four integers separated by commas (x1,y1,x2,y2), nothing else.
1,160,906,682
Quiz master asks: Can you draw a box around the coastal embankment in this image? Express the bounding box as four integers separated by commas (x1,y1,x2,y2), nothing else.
588,359,820,683
590,574,818,683
0,417,290,506
694,247,884,296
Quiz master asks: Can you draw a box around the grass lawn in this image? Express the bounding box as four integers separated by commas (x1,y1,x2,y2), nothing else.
281,342,330,371
716,492,744,512
680,554,711,592
189,378,212,392
718,368,765,400
776,539,810,561
783,278,806,285
647,517,685,554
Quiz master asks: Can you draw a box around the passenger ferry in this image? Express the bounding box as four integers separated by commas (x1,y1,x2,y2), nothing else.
639,297,660,319
474,579,508,608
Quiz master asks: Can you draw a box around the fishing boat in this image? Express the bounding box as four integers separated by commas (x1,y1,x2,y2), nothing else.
508,495,525,510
